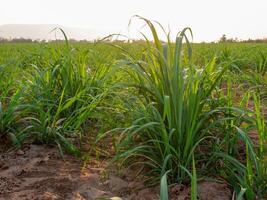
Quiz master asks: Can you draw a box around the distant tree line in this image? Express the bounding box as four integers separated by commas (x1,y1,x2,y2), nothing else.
0,37,41,43
0,37,140,44
1,35,266,43
218,34,267,43
0,37,95,43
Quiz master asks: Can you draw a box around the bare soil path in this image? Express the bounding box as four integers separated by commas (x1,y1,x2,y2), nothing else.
0,144,232,200
0,144,159,200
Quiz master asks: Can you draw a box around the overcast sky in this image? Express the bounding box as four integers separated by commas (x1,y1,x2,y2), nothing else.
1,0,267,42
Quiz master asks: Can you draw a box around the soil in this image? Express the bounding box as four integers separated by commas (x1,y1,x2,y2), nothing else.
0,144,159,200
0,144,232,200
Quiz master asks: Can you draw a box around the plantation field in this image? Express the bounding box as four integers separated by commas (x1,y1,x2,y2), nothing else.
0,21,267,199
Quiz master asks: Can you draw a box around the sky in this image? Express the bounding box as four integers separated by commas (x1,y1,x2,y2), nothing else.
0,0,267,42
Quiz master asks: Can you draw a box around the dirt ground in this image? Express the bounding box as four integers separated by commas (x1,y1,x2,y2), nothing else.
0,144,160,200
0,144,232,200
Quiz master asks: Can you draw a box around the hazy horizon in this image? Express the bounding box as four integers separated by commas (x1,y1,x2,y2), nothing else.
1,0,267,42
0,24,108,41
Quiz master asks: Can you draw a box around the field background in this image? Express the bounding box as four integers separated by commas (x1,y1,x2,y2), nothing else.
1,33,267,199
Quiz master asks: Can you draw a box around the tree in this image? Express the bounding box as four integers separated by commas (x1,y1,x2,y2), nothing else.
219,34,227,43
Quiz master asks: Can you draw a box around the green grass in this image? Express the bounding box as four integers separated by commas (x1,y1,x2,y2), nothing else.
113,17,228,184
